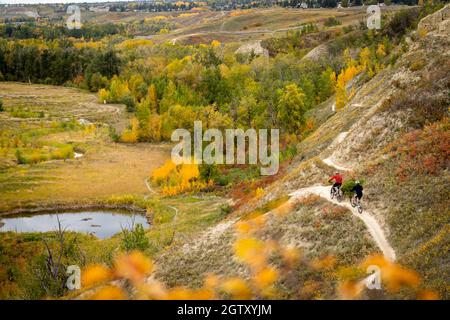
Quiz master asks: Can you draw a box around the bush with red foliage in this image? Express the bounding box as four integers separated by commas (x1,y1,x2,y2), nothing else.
385,119,450,181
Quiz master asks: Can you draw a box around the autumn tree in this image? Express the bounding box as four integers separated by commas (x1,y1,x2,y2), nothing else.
147,84,158,113
121,117,139,143
277,83,306,134
148,114,162,142
136,99,151,141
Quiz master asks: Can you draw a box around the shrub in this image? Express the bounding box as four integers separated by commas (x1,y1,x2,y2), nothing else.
385,119,450,180
121,223,150,252
219,204,232,217
14,144,74,165
121,117,139,143
199,163,218,182
385,92,448,129
324,17,341,27
341,179,365,196
108,126,120,142
51,145,74,161
15,149,26,164
10,107,42,118
151,160,212,196
0,98,3,112
409,59,425,71
217,175,229,186
122,95,135,113
342,25,354,34
383,8,419,39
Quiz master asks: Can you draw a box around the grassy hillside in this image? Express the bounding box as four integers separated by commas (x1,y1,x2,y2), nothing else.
236,4,450,298
156,195,377,299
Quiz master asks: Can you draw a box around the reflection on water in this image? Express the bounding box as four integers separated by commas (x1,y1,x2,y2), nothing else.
0,211,150,239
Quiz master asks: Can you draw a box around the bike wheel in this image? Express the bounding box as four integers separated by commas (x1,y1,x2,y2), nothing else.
330,188,334,199
350,196,356,207
358,204,363,214
337,192,343,202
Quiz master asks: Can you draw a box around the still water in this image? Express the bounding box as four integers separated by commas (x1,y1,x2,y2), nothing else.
0,211,150,239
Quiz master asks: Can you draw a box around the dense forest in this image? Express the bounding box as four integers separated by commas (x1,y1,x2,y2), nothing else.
0,7,430,143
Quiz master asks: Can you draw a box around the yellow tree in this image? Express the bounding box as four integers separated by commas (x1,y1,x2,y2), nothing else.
148,114,162,142
335,72,347,110
376,43,386,59
147,84,158,113
121,117,139,143
343,48,356,67
211,40,221,47
359,47,371,70
335,66,360,110
129,74,146,101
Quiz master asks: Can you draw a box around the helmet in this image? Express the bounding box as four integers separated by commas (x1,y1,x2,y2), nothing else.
355,180,360,184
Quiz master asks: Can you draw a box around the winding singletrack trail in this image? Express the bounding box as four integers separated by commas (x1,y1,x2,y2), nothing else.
143,178,155,200
144,178,179,221
288,129,396,261
322,157,352,172
289,186,396,261
322,132,352,172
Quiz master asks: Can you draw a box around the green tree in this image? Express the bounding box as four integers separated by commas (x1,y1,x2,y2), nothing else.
237,95,258,128
121,224,150,252
136,98,151,140
317,67,335,102
277,83,306,134
147,84,158,113
88,72,108,92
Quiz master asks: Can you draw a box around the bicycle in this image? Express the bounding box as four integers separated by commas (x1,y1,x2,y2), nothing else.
350,194,363,214
330,185,343,202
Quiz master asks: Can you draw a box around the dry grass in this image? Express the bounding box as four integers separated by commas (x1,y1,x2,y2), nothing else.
0,142,171,212
154,6,406,45
0,82,129,131
0,82,172,212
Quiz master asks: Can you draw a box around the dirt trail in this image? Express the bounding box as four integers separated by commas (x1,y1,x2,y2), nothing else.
292,129,396,261
322,132,352,172
168,206,179,221
322,157,352,172
143,178,155,200
289,185,396,261
143,178,179,221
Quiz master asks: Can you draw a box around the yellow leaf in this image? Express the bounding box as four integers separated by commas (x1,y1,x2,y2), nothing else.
89,285,126,300
81,264,112,288
114,251,153,283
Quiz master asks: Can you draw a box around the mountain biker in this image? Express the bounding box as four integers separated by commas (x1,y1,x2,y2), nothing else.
328,172,343,192
352,180,363,201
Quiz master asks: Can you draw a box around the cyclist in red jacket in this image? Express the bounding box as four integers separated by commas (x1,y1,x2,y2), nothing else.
328,172,343,191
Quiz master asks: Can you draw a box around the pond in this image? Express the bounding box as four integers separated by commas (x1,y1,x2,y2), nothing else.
0,210,150,239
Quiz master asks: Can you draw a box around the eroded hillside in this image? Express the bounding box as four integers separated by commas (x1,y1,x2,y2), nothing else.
152,5,450,299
